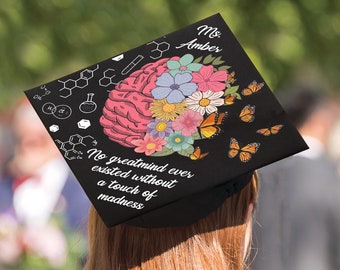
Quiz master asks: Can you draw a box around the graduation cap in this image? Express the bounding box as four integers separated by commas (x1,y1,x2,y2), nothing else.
24,14,308,228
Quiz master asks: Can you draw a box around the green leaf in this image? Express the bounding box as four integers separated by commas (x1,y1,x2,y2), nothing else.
218,65,231,70
194,56,203,63
151,147,174,157
228,85,239,93
224,85,239,96
235,93,242,100
177,145,195,157
203,54,214,64
212,56,224,65
192,132,203,140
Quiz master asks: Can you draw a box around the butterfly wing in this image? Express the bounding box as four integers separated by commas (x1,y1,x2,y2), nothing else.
200,126,221,139
200,113,217,128
199,112,225,139
241,81,264,96
239,151,253,162
189,147,209,160
228,137,240,158
239,105,255,123
270,124,284,134
216,112,226,125
241,142,260,154
227,71,235,83
239,142,260,162
256,128,271,136
224,95,236,105
257,125,284,136
199,113,217,139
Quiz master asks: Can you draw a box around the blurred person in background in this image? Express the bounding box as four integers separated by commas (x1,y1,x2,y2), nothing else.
253,87,340,270
326,97,340,176
0,98,90,269
0,108,19,267
0,110,14,214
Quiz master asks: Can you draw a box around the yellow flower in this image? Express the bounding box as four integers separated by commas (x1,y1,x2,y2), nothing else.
149,99,186,121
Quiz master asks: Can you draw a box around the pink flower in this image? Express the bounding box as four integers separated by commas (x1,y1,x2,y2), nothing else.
131,134,167,156
172,109,203,136
192,65,228,92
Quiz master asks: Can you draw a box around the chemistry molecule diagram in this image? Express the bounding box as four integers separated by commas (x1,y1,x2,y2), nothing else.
146,41,171,59
99,41,171,89
58,65,99,98
55,134,97,160
33,85,51,100
42,102,72,119
50,40,171,99
99,69,117,87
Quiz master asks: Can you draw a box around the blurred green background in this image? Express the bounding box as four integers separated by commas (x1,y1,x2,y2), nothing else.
1,0,340,111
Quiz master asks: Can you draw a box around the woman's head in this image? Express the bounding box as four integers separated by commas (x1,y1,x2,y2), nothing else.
84,172,258,270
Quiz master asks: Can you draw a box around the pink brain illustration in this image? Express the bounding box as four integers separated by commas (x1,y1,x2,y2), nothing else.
100,56,179,147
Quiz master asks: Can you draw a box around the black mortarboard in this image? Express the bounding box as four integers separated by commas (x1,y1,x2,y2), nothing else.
24,14,308,228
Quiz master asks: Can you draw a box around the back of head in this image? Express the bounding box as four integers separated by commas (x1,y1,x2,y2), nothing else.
279,86,339,145
84,173,258,270
278,87,322,129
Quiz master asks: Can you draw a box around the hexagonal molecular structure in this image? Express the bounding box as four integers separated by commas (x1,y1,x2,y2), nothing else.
157,42,170,52
76,78,88,88
80,69,95,80
55,134,94,160
69,134,83,144
49,124,59,133
147,41,170,59
104,69,116,78
99,77,112,87
64,79,77,90
58,65,98,98
60,141,75,151
65,149,81,160
77,119,91,129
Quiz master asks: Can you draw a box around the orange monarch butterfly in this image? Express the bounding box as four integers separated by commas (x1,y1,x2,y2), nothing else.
257,124,284,136
239,105,255,123
228,137,260,163
189,147,209,160
199,111,227,139
224,94,236,105
241,81,264,96
227,71,236,84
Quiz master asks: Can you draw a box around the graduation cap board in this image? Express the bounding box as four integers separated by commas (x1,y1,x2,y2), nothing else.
25,14,308,228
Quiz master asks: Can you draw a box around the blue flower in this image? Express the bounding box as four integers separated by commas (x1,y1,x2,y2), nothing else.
151,72,198,104
167,54,203,76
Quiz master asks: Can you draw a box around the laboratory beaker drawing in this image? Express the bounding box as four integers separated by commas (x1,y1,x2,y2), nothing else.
79,93,97,113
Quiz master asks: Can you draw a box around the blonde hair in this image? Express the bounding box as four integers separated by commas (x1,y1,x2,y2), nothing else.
84,172,258,270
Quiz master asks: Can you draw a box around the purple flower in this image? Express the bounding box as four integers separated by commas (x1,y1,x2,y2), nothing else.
147,119,173,139
151,72,198,104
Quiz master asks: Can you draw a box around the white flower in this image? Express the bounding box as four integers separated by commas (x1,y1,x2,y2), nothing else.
185,90,224,115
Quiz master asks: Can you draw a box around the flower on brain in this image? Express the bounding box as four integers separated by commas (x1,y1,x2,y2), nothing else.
167,54,203,76
102,53,239,158
186,90,224,115
131,134,167,156
172,110,203,136
192,65,228,92
147,119,173,139
165,131,194,152
149,99,187,121
151,73,198,104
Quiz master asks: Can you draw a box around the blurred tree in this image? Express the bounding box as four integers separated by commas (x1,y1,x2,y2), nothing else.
0,0,339,110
